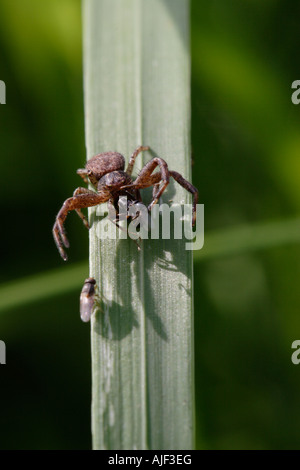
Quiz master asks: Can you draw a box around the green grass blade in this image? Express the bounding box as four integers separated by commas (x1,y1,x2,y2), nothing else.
83,0,193,450
0,217,298,315
0,261,88,313
195,217,300,262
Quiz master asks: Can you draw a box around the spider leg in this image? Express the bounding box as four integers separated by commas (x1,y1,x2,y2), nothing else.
124,170,198,226
152,182,161,201
107,201,141,250
72,187,95,229
53,191,105,261
126,145,150,177
169,171,198,226
122,157,170,210
76,168,90,184
126,172,162,203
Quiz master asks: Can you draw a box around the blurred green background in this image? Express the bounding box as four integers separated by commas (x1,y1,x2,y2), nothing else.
1,0,300,449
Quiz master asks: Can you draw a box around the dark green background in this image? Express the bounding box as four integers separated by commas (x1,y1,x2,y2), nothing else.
1,0,300,449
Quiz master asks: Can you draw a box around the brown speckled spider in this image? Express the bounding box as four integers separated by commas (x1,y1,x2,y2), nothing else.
53,146,198,260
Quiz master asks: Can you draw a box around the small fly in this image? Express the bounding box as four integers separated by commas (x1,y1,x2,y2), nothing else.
80,277,96,322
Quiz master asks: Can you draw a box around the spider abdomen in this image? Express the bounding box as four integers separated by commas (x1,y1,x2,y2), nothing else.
86,152,125,181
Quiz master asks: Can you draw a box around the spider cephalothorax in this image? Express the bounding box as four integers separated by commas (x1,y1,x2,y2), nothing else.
53,146,198,260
